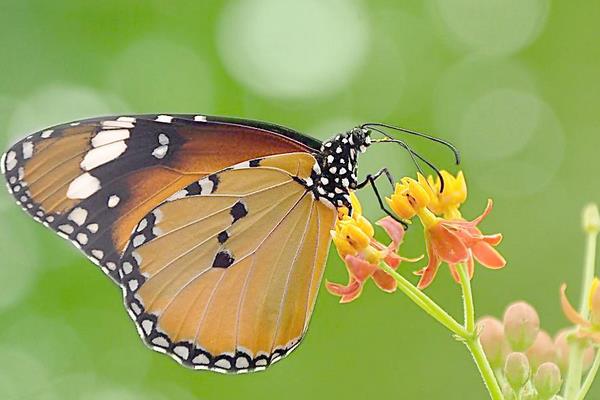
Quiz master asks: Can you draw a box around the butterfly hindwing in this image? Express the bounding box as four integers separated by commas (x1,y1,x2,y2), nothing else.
1,115,317,283
119,152,336,373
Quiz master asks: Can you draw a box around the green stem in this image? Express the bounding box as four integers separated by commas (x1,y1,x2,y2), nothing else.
456,263,504,400
564,227,599,399
378,263,468,337
457,263,475,333
575,349,600,400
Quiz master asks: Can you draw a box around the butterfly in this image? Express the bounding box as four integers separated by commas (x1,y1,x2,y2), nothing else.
1,114,458,373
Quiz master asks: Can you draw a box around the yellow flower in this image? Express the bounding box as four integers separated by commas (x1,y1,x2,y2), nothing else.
328,192,417,303
418,170,467,219
385,177,431,221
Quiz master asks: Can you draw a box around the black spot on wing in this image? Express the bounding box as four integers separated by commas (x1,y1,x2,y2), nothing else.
217,230,229,244
213,250,234,268
249,159,261,167
230,201,248,223
208,174,219,192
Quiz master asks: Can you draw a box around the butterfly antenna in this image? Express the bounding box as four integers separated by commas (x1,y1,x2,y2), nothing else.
361,122,461,165
369,127,446,192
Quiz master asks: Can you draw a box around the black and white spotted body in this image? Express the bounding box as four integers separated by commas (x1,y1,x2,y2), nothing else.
305,127,371,209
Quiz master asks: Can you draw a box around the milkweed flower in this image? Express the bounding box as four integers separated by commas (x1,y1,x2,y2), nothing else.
560,277,600,342
327,193,419,303
386,171,505,289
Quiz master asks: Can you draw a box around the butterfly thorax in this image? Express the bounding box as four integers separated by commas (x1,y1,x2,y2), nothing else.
306,127,371,209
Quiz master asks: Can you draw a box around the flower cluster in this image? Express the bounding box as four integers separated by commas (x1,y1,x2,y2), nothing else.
385,171,506,289
327,170,506,302
478,301,595,399
326,193,419,303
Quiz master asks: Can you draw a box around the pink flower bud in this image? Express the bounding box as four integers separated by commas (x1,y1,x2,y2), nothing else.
533,362,562,400
503,302,540,351
554,329,595,373
526,330,556,371
504,352,531,391
477,316,509,369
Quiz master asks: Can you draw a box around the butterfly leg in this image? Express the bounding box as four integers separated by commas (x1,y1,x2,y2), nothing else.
355,168,409,229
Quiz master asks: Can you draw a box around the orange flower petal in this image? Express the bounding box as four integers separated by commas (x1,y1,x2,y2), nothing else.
377,216,405,247
326,279,363,303
560,284,590,326
427,223,470,264
417,244,441,289
372,269,397,292
345,255,377,281
471,241,506,269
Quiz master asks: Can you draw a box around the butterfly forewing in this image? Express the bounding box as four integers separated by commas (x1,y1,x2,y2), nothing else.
1,115,316,283
119,153,336,373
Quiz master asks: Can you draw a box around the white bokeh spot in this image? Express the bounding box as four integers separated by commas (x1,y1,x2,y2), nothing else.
432,0,550,55
217,0,370,99
458,88,542,162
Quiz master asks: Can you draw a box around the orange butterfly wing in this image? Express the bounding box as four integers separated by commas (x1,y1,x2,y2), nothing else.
119,152,336,372
1,115,317,283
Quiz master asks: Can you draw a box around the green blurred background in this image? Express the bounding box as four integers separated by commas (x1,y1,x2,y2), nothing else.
1,0,599,398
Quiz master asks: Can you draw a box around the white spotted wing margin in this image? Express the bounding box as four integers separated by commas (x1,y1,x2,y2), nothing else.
117,153,337,373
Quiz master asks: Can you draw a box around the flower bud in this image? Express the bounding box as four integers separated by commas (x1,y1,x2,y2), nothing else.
554,329,595,373
582,203,600,234
477,316,509,369
526,330,556,371
504,352,531,391
503,302,540,351
533,362,562,400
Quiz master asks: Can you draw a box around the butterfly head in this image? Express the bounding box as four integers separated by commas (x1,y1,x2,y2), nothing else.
307,128,371,209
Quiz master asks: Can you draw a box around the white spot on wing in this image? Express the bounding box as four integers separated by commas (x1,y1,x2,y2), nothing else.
5,151,17,171
174,346,190,360
91,249,104,259
193,354,210,365
80,140,127,170
152,145,168,159
200,179,214,193
155,115,173,123
141,319,153,336
194,115,207,122
117,116,136,123
158,133,170,145
122,262,133,275
167,189,187,201
133,234,146,247
41,129,53,138
58,224,74,234
107,195,120,208
76,232,88,245
87,223,98,233
68,207,88,226
67,173,101,199
91,129,130,147
152,336,169,347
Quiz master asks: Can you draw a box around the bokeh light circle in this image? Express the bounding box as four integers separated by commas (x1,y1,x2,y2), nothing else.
431,0,550,55
217,0,370,99
457,88,542,162
108,37,215,112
